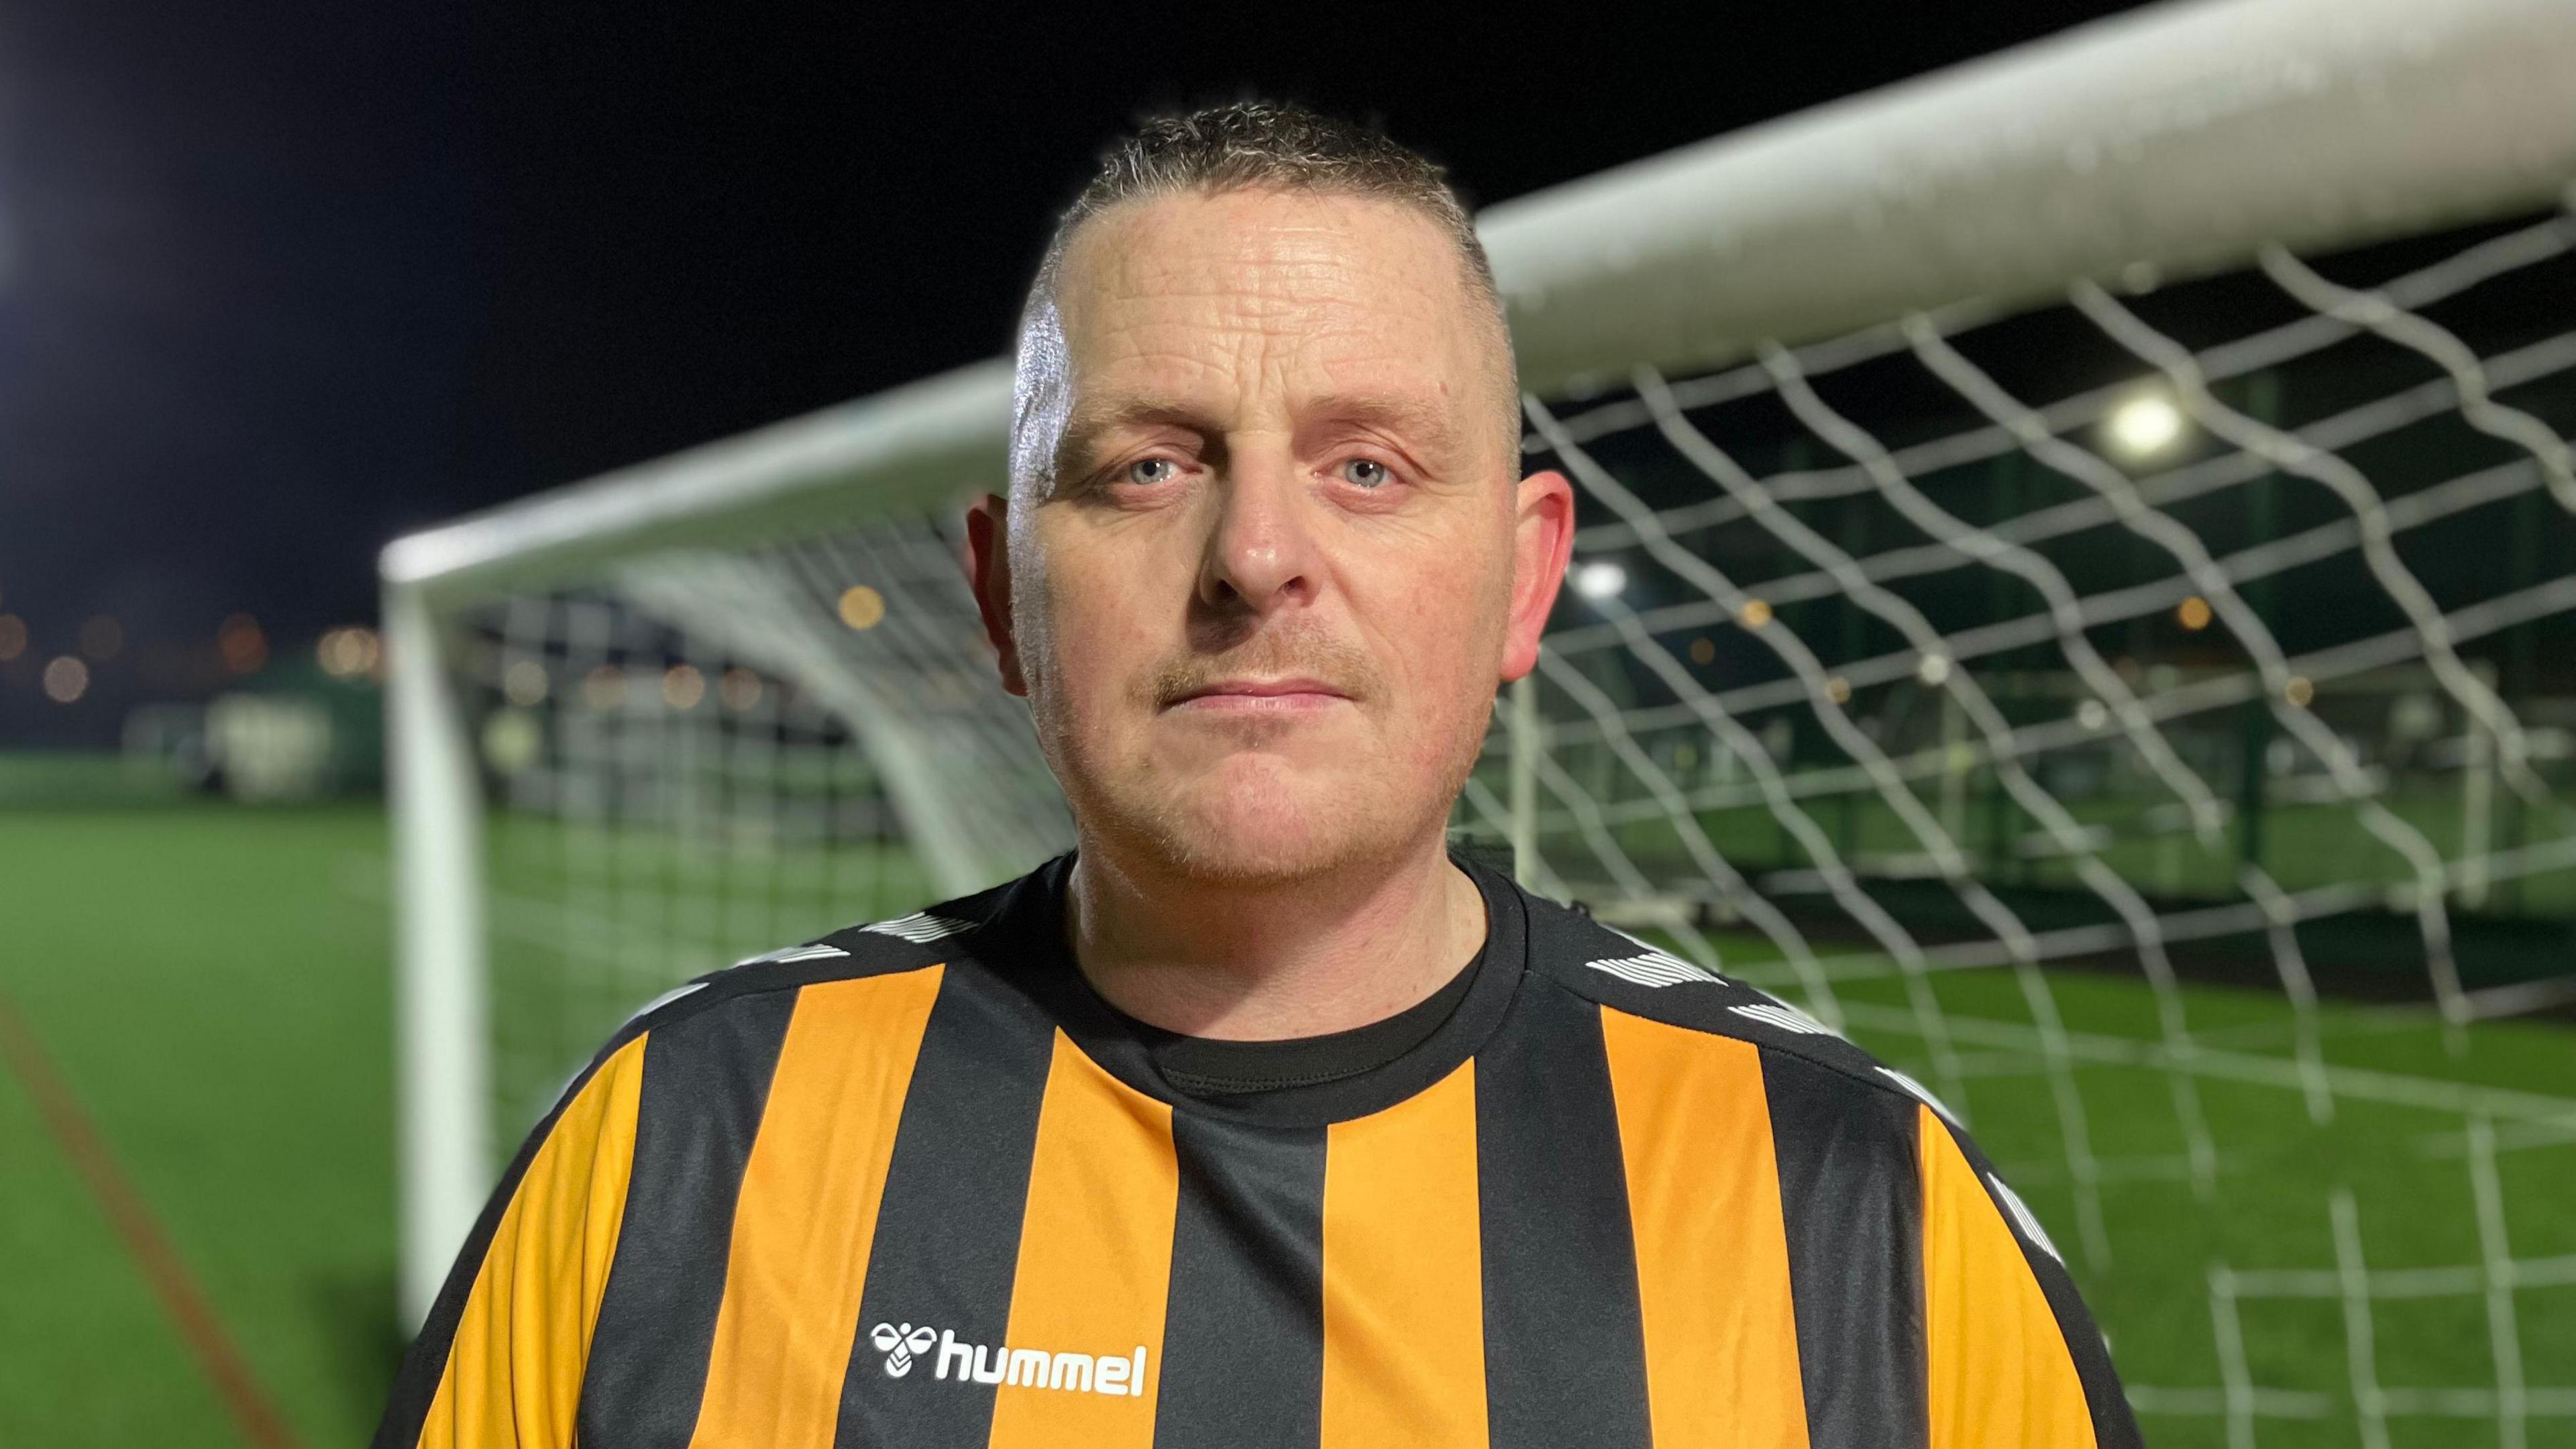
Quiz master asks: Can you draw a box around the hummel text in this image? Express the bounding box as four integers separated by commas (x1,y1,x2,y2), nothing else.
926,1330,1149,1397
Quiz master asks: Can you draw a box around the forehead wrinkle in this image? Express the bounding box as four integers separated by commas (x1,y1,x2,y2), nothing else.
1067,274,1435,365
1060,195,1463,341
1071,270,1462,407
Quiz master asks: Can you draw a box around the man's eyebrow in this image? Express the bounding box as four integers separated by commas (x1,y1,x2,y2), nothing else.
1056,395,1220,467
1053,390,1474,470
1303,392,1466,454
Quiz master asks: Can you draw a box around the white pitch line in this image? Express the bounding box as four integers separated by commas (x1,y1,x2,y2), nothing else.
1826,1002,2576,1126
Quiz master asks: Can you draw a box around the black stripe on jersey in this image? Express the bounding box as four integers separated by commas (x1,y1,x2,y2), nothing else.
1153,1113,1327,1449
576,985,800,1448
835,960,1057,1448
1759,1048,1927,1449
1473,981,1652,1449
1931,1120,2145,1448
371,1023,639,1449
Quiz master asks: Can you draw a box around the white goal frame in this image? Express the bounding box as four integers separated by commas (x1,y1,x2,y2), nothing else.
382,0,2576,1326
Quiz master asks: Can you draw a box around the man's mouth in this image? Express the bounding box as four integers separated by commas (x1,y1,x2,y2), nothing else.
1164,677,1353,712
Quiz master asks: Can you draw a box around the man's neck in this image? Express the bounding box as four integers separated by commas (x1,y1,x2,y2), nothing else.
1063,833,1489,1042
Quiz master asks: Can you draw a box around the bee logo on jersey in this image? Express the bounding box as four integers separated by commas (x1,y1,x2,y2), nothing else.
869,1322,938,1378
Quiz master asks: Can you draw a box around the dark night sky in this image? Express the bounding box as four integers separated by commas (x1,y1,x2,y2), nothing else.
0,0,2149,744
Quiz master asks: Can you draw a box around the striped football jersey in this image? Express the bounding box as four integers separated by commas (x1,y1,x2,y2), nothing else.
376,853,2140,1449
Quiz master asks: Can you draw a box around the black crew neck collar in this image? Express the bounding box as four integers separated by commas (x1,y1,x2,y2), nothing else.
1113,936,1485,1098
967,849,1531,1129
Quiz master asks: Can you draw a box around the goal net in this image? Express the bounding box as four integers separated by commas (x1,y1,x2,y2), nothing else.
386,0,2576,1438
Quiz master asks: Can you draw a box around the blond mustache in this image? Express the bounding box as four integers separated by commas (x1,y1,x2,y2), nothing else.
1146,630,1379,708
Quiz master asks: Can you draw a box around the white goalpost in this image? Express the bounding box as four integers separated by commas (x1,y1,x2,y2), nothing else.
386,0,2576,1436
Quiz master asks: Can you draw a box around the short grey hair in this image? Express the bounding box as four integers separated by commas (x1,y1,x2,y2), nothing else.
1010,101,1517,490
1040,101,1502,316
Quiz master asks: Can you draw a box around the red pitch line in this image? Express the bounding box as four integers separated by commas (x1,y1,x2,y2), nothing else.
0,991,308,1449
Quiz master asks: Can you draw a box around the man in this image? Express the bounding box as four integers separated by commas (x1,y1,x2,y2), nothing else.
378,102,2140,1449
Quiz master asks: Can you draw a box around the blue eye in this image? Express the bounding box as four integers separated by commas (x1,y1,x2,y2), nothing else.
1340,458,1391,488
1124,458,1179,486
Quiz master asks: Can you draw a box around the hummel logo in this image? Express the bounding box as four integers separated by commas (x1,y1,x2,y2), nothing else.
866,1326,1153,1397
869,1322,938,1378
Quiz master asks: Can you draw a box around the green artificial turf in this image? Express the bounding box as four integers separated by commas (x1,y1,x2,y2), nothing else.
0,804,400,1448
0,1044,241,1442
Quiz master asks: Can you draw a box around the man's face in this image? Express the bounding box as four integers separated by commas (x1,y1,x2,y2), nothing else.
971,188,1571,884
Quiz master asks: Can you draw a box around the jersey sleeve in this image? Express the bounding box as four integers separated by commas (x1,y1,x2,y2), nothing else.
1917,1104,2143,1449
373,1032,651,1449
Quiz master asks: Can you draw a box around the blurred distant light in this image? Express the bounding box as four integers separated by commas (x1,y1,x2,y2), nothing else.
1737,598,1773,630
720,667,763,712
662,664,706,710
2108,394,2185,459
1688,636,1717,666
218,613,268,675
1571,560,1627,601
502,657,550,707
2076,698,2110,731
480,709,543,775
2388,691,2443,747
42,655,89,703
317,626,382,679
0,613,24,662
78,615,123,661
838,585,887,631
582,665,627,712
2175,596,2214,632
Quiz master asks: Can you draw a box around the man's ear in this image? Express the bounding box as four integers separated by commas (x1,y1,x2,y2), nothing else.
1501,468,1575,683
965,492,1029,698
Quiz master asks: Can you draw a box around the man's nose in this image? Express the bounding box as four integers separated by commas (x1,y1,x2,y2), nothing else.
1197,445,1320,613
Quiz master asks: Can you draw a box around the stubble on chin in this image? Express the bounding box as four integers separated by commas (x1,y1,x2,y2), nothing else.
1057,691,1494,890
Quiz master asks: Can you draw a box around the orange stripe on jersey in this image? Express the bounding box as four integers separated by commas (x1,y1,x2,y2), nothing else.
1920,1104,2096,1449
417,1031,647,1449
984,1030,1178,1449
1320,1059,1486,1449
689,969,943,1449
1599,1009,1807,1449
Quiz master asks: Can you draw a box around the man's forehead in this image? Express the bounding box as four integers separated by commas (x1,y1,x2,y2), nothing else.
1062,189,1464,313
1053,191,1485,382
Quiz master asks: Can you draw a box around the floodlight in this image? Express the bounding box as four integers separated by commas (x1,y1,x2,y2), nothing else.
1571,560,1627,600
2108,394,2184,458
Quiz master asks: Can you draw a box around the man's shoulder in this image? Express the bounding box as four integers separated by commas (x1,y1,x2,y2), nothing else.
1513,881,1953,1124
603,873,1028,1056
